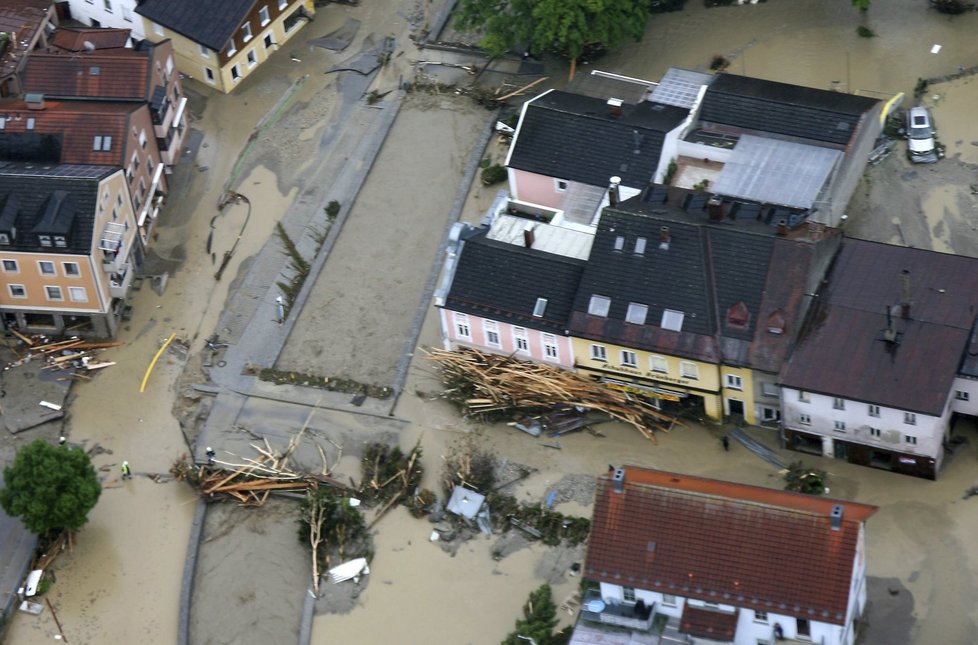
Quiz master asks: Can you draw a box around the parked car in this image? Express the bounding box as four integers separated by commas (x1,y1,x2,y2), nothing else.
906,106,939,163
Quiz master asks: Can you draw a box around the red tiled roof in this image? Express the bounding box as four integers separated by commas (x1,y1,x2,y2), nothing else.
50,28,131,52
0,99,135,165
782,239,978,415
23,52,150,101
681,604,738,641
0,0,53,81
584,467,878,626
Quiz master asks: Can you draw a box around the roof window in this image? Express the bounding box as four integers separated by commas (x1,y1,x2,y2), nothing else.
532,298,548,318
588,295,611,317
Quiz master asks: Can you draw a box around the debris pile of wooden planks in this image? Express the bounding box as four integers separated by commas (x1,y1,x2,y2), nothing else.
173,428,349,507
426,347,680,443
4,332,123,377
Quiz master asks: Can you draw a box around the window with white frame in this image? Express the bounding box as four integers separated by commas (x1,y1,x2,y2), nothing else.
242,22,253,42
680,361,698,380
799,413,812,425
754,610,768,623
956,391,970,401
259,5,271,25
200,44,210,58
625,302,648,325
555,179,568,192
833,397,845,410
278,0,288,8
542,334,559,361
725,374,742,390
904,412,917,425
2,259,17,273
204,67,216,84
834,421,846,431
9,284,25,298
869,427,881,437
93,135,112,151
228,40,238,57
38,235,52,247
868,404,881,417
483,320,501,347
620,350,637,367
247,49,258,67
662,594,677,607
622,587,636,603
103,0,113,12
68,287,88,302
63,262,80,277
122,5,132,21
453,312,471,340
512,327,529,353
762,382,778,397
798,390,810,403
231,64,242,80
649,355,667,373
590,344,607,361
588,295,611,317
905,435,917,445
45,286,63,301
38,261,55,276
139,130,147,149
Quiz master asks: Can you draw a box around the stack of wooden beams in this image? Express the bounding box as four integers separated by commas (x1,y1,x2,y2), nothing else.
5,332,123,375
426,347,680,443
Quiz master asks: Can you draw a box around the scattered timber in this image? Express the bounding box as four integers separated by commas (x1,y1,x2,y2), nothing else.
426,347,681,443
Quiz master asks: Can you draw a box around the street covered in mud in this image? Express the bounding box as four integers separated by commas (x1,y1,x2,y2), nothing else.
6,0,978,644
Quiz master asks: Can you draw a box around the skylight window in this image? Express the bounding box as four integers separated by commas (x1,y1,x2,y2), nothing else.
588,295,611,317
625,303,648,325
634,237,646,255
532,298,548,318
613,236,624,251
661,309,685,332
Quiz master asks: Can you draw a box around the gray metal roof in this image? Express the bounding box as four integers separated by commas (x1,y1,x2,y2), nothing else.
711,135,841,209
651,68,713,109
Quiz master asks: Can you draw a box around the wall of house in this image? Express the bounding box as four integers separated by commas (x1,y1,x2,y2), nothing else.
752,371,782,425
572,336,722,420
123,105,165,222
814,102,885,227
510,168,570,211
950,376,978,415
0,251,101,313
144,1,314,93
438,308,575,370
781,386,946,478
653,124,686,183
676,138,735,166
67,0,144,39
145,40,188,168
720,364,757,425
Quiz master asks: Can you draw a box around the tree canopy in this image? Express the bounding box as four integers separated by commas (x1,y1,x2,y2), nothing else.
0,440,101,535
456,0,649,62
501,584,560,645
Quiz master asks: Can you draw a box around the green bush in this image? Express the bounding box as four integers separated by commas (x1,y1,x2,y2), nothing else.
481,164,508,186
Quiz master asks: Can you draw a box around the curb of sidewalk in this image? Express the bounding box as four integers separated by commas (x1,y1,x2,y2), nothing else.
177,498,208,645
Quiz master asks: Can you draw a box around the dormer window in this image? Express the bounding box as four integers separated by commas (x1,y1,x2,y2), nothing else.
242,22,253,42
0,233,9,245
54,235,67,248
38,234,52,247
767,309,786,334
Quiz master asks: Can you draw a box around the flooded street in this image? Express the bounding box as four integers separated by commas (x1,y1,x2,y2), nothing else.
7,1,978,643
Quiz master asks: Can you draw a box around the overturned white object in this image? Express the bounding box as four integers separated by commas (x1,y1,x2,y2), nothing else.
446,486,485,520
24,569,42,597
328,557,369,584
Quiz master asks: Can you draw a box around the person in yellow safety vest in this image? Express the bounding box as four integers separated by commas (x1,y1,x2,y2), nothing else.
121,461,132,480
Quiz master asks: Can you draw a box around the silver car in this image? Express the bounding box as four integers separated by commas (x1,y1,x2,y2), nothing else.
906,106,938,164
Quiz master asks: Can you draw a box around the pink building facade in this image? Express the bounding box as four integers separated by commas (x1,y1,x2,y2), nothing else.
439,308,576,371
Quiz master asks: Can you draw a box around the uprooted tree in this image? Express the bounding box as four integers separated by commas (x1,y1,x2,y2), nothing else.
0,440,101,536
298,486,371,594
455,0,649,78
501,584,569,645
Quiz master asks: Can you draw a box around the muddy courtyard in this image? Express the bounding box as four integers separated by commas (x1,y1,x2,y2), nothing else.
8,0,978,644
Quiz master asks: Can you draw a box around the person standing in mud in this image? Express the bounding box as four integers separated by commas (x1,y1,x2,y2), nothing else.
722,435,730,452
121,461,132,480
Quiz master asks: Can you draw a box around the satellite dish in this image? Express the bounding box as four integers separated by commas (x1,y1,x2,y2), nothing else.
82,41,96,52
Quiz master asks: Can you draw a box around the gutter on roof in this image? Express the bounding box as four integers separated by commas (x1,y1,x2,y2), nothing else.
504,88,553,169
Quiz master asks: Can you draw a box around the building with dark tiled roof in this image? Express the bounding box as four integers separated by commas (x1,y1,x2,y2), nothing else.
567,187,837,424
572,466,877,645
135,0,315,93
0,162,139,337
506,85,689,226
434,207,588,369
780,239,978,479
0,0,57,97
0,98,166,244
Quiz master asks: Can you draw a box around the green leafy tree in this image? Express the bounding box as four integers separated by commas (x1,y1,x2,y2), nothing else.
456,0,649,75
502,584,560,645
0,440,101,535
852,0,870,10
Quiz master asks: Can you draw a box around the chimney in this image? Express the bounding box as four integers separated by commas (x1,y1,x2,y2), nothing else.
612,468,625,493
607,98,623,117
900,269,911,319
883,305,898,343
523,227,535,249
608,176,621,207
830,504,844,531
24,93,45,110
776,219,788,237
707,195,723,220
659,226,670,250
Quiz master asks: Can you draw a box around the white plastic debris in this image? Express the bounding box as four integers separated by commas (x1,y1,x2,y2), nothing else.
429,530,440,542
931,44,942,54
348,498,361,507
39,401,61,411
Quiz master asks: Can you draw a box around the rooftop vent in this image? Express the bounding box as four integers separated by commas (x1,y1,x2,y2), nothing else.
612,468,625,493
607,98,623,117
830,504,844,531
24,93,44,110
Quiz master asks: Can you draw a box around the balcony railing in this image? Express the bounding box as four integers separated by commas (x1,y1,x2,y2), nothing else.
579,591,657,631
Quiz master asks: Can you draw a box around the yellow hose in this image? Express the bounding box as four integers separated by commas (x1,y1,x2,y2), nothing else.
140,332,176,393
